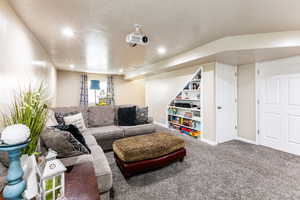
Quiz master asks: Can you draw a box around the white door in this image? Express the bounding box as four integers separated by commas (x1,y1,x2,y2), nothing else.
216,63,237,143
258,62,300,156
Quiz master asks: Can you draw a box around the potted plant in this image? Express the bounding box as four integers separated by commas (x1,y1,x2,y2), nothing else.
1,83,49,155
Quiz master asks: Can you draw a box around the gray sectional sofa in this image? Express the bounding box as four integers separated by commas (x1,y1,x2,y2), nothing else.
41,105,156,200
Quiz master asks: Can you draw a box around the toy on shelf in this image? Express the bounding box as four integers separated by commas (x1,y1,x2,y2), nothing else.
182,119,192,127
184,112,193,118
180,128,201,138
176,92,182,100
190,130,201,138
192,121,201,130
168,107,177,115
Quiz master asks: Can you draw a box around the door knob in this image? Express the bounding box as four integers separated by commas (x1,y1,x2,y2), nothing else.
217,106,222,109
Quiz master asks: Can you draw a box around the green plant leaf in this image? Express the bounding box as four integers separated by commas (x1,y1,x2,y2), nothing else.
1,82,49,155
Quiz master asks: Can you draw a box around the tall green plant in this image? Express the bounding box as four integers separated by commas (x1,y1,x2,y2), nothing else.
1,83,48,155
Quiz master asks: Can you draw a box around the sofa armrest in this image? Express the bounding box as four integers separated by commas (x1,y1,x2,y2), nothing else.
60,154,93,167
147,117,154,124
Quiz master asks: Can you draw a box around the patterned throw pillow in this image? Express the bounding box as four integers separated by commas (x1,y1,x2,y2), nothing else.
63,113,87,132
67,131,90,154
55,125,91,153
0,152,8,168
0,128,9,167
0,162,7,192
55,111,78,125
41,127,90,158
136,107,149,124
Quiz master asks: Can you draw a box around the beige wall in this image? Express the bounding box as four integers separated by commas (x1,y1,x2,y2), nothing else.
0,0,57,112
202,63,216,142
237,64,256,142
145,63,216,142
114,77,145,107
56,70,82,107
56,70,145,107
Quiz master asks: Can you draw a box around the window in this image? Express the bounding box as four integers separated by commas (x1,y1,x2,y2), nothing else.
88,78,107,104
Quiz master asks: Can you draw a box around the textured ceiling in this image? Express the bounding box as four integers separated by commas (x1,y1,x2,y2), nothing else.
8,0,300,74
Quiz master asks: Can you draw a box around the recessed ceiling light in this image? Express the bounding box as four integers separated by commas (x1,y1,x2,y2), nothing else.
62,27,74,38
157,47,166,55
31,60,46,67
69,64,75,69
119,69,124,73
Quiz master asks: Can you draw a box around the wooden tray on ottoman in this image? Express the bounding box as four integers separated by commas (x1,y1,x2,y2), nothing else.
115,147,186,178
113,132,187,178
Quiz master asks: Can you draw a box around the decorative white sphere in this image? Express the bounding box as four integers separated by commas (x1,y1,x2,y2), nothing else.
1,124,30,145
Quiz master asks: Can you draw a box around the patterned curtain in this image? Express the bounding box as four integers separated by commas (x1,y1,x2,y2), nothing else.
107,75,115,106
80,73,88,107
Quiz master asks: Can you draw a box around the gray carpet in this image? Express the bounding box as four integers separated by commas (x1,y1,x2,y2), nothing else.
106,126,300,200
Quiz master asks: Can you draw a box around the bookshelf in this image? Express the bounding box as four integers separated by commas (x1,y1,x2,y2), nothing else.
167,68,203,139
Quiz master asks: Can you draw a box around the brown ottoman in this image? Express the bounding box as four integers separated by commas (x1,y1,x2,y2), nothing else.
113,132,186,178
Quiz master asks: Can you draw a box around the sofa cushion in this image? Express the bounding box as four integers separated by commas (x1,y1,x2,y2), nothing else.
88,106,115,127
41,127,90,158
84,126,124,140
121,123,156,137
0,162,7,192
84,126,124,151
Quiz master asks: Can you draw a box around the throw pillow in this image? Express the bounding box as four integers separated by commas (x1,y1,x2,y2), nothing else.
45,110,58,127
54,111,78,126
0,152,8,168
118,106,137,126
136,106,149,124
55,124,91,153
114,104,136,124
41,127,90,158
0,127,8,168
63,113,87,132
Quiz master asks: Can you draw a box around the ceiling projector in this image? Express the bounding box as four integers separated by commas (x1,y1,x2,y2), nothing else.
126,24,149,47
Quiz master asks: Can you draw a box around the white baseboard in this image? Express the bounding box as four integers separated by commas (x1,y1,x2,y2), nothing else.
201,138,218,146
154,121,168,128
236,137,257,145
